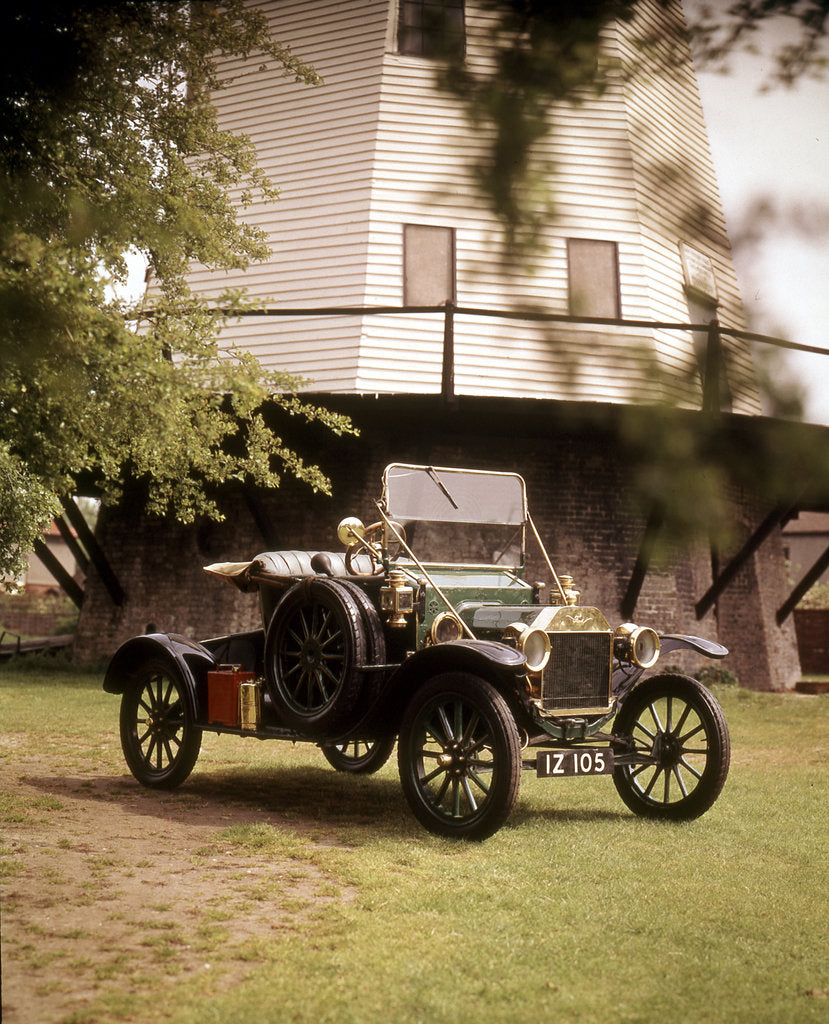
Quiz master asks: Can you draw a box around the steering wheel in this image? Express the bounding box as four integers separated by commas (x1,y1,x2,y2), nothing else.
345,521,407,576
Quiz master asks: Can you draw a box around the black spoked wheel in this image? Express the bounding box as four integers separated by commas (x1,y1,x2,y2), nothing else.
322,736,396,774
119,660,201,789
398,673,521,840
613,673,730,820
265,579,367,735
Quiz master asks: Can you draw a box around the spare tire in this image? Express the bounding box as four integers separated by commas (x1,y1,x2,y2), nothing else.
331,577,389,733
264,578,369,735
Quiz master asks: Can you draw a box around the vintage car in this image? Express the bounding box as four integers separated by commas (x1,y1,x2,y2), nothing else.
105,463,731,839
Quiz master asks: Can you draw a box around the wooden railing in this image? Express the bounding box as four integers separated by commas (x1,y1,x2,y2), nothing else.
222,302,828,410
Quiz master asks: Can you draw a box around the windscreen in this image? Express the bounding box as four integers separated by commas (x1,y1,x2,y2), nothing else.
383,464,527,525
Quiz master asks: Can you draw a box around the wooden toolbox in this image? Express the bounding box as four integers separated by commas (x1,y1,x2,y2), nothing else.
207,664,254,727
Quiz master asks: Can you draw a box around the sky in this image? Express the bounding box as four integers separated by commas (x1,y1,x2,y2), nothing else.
689,10,829,426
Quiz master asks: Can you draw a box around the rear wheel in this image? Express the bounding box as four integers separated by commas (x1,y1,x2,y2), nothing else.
119,660,201,789
612,674,730,820
398,673,521,840
322,736,396,774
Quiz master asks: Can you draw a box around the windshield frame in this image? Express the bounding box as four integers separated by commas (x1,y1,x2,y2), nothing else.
379,463,528,572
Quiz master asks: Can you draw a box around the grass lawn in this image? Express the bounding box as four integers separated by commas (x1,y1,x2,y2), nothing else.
1,664,827,1024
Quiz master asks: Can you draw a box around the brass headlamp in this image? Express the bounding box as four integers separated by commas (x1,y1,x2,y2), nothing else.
503,622,551,673
429,611,464,644
614,622,660,669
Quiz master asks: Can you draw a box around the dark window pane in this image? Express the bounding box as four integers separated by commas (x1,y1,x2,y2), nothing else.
399,0,465,59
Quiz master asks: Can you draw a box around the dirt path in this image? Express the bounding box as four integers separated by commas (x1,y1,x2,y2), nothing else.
1,754,355,1024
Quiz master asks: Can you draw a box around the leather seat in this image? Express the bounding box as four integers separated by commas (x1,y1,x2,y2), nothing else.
252,550,376,579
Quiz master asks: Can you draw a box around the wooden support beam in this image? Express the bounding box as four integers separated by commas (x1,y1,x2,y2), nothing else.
695,504,793,620
54,515,90,574
441,301,455,406
702,318,722,413
61,498,125,606
776,543,829,625
620,504,664,620
32,538,85,608
242,489,278,549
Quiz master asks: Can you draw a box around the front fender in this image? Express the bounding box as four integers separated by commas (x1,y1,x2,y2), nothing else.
612,633,729,701
393,639,526,685
368,639,527,734
659,634,728,659
103,633,217,721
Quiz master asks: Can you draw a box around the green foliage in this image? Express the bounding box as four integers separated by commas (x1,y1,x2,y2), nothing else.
435,1,638,257
695,663,740,687
691,0,829,86
652,663,740,687
0,588,77,635
0,1,352,580
434,1,827,259
431,5,829,553
799,580,829,609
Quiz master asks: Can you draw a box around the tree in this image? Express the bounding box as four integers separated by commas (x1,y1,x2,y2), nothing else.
690,0,828,86
436,0,638,256
0,0,352,581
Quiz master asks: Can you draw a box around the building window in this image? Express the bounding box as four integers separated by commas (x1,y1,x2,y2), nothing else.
403,224,456,306
398,0,465,60
567,238,620,319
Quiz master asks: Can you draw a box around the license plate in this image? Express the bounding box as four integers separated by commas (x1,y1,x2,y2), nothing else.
536,748,614,778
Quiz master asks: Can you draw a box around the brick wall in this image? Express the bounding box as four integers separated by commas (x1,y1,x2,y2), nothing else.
793,610,829,674
73,395,802,689
0,591,77,638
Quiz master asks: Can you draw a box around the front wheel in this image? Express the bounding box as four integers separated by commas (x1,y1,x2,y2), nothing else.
398,673,522,840
119,660,202,789
322,736,396,774
612,673,730,820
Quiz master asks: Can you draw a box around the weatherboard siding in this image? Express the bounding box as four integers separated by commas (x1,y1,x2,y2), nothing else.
186,0,391,390
184,0,759,411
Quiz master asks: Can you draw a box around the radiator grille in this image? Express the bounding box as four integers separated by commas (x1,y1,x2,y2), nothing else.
542,631,613,712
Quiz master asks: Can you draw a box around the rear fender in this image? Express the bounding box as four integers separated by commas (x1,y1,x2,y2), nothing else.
103,633,217,721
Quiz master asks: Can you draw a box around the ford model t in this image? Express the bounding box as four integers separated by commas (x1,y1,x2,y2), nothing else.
105,464,731,839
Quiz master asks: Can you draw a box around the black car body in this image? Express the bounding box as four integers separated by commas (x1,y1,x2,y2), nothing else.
105,464,731,838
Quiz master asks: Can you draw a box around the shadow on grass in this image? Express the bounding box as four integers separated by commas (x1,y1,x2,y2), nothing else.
21,764,415,841
22,762,632,844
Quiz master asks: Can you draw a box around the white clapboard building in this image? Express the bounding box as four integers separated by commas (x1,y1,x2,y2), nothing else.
184,0,760,412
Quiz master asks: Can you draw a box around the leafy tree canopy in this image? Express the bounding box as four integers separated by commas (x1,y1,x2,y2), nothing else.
691,0,828,85
0,0,351,580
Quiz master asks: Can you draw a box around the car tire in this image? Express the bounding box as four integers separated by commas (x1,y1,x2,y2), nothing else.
321,736,396,774
265,578,369,736
335,578,387,713
612,673,730,820
119,659,202,789
398,672,522,840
